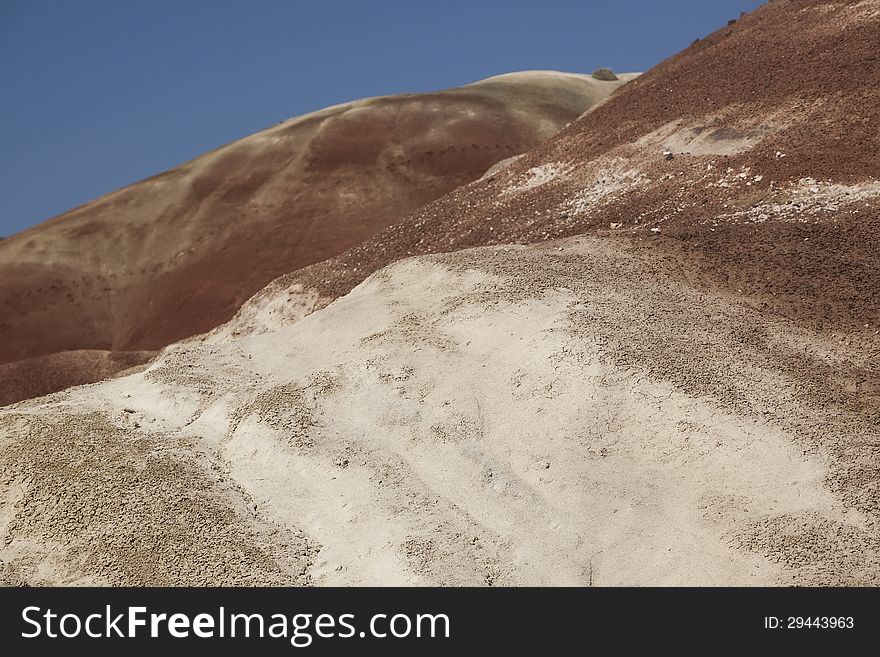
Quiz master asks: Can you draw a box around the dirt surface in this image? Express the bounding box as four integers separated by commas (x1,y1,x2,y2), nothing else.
0,408,313,585
3,237,876,585
0,350,155,407
0,71,632,404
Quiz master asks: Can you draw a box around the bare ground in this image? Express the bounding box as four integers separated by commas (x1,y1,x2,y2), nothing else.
3,235,876,585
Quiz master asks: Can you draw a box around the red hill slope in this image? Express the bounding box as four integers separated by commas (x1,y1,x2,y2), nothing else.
248,0,878,336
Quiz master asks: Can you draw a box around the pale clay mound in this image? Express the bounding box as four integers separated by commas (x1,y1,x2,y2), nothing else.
3,236,875,586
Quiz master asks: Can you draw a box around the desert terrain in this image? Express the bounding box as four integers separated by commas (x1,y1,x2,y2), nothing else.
0,70,632,405
1,0,878,586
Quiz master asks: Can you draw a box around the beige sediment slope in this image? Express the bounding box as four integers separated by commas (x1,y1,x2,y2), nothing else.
2,236,875,585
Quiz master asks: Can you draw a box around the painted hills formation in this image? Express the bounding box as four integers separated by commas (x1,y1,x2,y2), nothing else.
2,0,879,586
0,71,633,405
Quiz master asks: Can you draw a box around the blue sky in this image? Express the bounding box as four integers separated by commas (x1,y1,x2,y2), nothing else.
0,0,764,237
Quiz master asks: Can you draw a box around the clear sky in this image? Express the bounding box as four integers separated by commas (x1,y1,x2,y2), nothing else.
0,0,764,237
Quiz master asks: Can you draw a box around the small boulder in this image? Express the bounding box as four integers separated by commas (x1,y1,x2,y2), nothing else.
591,68,619,81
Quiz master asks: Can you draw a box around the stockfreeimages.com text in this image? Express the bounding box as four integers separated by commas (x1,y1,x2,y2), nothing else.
22,605,450,647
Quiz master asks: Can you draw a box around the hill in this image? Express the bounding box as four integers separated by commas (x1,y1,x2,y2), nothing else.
2,0,878,586
0,71,633,404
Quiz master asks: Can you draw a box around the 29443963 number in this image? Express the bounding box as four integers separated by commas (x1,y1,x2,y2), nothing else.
789,617,853,629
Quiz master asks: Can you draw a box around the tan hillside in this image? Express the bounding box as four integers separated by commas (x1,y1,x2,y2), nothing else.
0,70,634,405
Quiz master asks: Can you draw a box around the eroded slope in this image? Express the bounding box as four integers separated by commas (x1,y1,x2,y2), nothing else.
3,237,876,585
1,71,634,405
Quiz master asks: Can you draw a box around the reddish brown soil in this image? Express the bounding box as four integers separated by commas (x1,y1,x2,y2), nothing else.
646,208,880,333
0,350,155,406
1,73,622,404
